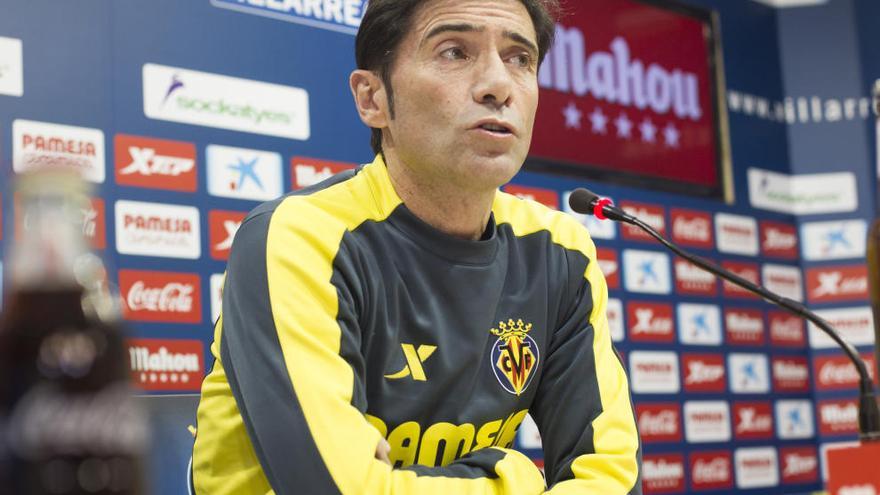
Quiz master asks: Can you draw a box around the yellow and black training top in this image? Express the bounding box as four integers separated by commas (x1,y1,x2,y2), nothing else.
192,155,641,494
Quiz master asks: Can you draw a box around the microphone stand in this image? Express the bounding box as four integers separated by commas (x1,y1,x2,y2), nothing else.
569,191,880,441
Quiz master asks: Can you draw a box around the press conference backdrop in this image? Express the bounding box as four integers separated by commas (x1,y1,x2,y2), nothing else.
1,1,878,494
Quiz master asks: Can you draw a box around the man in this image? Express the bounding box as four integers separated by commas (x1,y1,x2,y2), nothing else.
192,0,642,493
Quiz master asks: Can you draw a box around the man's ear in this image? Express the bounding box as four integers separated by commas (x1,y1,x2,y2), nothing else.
350,70,390,129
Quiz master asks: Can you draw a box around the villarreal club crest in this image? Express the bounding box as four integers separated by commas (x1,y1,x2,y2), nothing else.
490,319,540,395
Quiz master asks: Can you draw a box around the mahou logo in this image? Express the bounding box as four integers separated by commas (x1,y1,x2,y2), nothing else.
682,354,726,393
636,403,681,443
733,402,773,440
627,301,674,342
596,248,619,289
689,451,733,490
126,338,204,392
721,261,760,298
642,454,685,494
114,134,197,192
725,308,765,346
806,265,869,303
114,200,201,259
291,156,356,190
814,353,878,391
819,399,859,436
760,221,798,259
209,210,247,261
780,446,818,484
674,258,717,296
119,270,202,324
772,356,810,392
769,311,805,347
502,184,560,210
670,208,713,249
620,201,665,241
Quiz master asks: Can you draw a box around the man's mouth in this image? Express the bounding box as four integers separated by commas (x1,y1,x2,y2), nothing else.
475,121,515,136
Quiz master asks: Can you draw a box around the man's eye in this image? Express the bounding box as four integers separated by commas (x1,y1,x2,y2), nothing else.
441,47,468,60
510,53,532,68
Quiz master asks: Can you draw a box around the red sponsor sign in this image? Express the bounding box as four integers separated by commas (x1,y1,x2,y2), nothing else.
733,401,774,440
818,399,859,436
769,311,806,347
13,194,106,250
806,265,869,303
760,221,798,259
673,258,717,296
643,453,686,494
721,261,759,298
209,210,247,261
689,451,733,490
826,442,880,495
724,308,765,346
814,353,878,391
119,270,202,324
596,248,619,289
682,353,726,393
530,0,720,194
619,201,666,241
291,156,356,190
627,301,675,342
636,403,682,443
670,208,713,249
780,446,818,484
126,338,204,392
502,184,560,210
114,134,197,192
771,356,810,392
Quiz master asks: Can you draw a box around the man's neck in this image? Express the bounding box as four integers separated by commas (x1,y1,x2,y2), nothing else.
383,152,495,241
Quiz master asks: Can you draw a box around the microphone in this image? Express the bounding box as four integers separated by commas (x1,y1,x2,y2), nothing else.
570,187,880,441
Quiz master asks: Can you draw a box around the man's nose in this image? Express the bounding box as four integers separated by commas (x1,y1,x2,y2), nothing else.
473,53,513,108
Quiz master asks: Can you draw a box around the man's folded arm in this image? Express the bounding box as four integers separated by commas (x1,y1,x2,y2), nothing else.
218,202,546,495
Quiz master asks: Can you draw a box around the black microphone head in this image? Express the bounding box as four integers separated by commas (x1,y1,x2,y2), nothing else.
568,188,600,215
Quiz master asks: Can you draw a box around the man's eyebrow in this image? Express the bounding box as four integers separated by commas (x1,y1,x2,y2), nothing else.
504,30,538,57
423,23,484,45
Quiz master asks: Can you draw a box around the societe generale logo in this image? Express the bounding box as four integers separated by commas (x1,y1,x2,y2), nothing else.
814,353,878,391
126,338,204,392
627,301,674,343
715,213,758,255
670,208,713,249
689,451,733,490
114,134,197,192
818,399,859,436
769,310,805,347
629,351,680,394
596,248,619,290
780,446,818,484
119,269,202,324
620,201,666,241
684,400,731,443
12,119,106,183
674,258,717,296
724,308,765,346
733,401,774,440
772,356,810,392
209,210,247,260
642,454,685,494
114,200,201,259
636,403,682,443
502,183,560,210
291,156,357,190
721,261,760,299
806,265,869,303
682,354,726,393
760,220,798,259
734,447,779,489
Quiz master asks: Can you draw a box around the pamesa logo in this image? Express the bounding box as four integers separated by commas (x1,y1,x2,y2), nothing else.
143,63,310,140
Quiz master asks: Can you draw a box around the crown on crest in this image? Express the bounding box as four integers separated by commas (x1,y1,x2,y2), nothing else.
490,319,532,339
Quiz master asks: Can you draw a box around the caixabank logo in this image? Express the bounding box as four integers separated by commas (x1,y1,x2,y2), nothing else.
207,144,283,202
291,156,357,191
127,338,204,393
622,249,670,294
801,219,866,261
775,399,815,440
12,119,106,183
728,353,770,394
114,134,197,192
119,269,202,324
677,303,722,346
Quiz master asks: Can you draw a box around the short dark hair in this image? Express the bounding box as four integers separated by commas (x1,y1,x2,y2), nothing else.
355,0,560,155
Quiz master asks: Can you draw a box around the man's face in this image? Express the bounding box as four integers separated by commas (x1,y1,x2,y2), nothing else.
384,0,540,192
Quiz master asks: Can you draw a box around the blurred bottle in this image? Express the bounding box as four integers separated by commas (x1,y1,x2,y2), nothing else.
872,79,880,383
0,168,146,494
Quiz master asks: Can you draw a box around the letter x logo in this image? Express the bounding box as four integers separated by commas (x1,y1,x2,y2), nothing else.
384,344,436,381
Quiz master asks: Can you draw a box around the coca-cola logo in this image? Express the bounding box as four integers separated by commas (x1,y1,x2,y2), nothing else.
721,261,760,298
815,354,878,391
772,356,810,392
620,202,666,241
636,404,681,443
725,308,765,345
627,302,674,342
683,354,726,392
769,311,805,347
807,265,869,303
671,208,712,248
119,270,202,324
690,452,732,489
733,402,773,440
761,221,798,258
